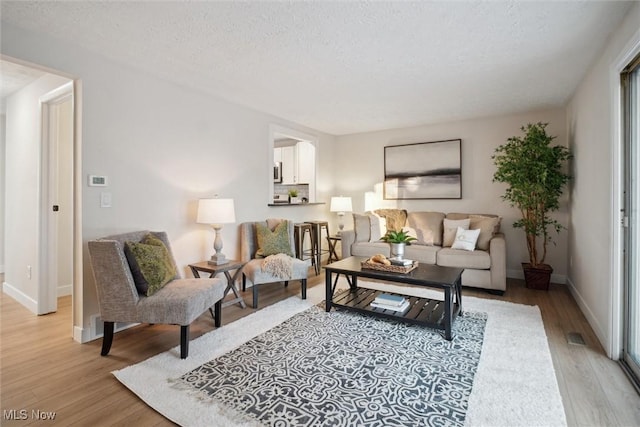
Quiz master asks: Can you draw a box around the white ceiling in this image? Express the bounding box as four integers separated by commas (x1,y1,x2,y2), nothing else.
0,1,632,135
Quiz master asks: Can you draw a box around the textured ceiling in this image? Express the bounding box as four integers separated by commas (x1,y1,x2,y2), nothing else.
0,1,632,135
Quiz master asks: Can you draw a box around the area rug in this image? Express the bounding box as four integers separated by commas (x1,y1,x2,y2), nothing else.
113,280,567,427
174,304,486,426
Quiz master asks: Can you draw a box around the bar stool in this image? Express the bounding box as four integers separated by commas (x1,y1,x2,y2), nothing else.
294,223,315,272
305,220,330,275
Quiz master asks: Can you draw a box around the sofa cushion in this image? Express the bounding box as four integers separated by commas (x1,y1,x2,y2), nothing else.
451,227,480,251
443,218,470,247
437,247,491,269
353,213,371,242
351,242,391,258
469,215,501,250
404,244,439,264
407,211,445,246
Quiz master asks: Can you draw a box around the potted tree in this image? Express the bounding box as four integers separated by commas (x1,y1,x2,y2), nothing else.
492,122,571,290
381,229,417,259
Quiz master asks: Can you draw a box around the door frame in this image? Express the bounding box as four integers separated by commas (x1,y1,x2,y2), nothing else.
38,82,74,315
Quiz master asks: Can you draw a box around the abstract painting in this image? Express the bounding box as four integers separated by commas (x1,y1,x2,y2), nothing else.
384,139,461,199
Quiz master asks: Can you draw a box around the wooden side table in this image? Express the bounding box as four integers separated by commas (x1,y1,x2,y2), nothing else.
189,260,247,309
327,235,341,263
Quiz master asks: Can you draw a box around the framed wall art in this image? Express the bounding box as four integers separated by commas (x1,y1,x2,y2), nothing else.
384,139,461,199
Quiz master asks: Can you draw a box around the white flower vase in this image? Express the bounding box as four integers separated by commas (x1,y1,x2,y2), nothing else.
390,243,405,259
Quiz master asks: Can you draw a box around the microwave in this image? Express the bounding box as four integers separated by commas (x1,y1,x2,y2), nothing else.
273,162,282,183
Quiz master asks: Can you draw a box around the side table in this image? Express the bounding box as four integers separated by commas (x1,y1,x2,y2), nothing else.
327,235,341,263
189,260,247,309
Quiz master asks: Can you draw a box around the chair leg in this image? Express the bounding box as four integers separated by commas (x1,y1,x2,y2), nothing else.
242,273,247,292
101,321,114,356
301,279,307,300
253,283,259,309
180,325,189,359
284,280,289,287
214,300,222,327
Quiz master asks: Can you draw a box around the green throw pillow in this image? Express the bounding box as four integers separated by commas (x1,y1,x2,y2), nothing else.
256,221,294,257
124,234,176,296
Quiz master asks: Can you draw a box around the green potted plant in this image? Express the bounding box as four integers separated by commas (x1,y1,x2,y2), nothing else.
492,122,571,290
288,189,300,204
381,229,417,259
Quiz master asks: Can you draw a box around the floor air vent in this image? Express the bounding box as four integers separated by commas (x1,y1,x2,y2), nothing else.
567,332,586,346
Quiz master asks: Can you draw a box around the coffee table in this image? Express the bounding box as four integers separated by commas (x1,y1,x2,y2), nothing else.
324,256,464,340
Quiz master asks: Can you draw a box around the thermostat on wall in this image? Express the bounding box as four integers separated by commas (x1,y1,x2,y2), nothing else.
88,175,108,187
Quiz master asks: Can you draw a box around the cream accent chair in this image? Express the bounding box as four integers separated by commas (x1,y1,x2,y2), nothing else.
88,230,225,359
239,219,308,308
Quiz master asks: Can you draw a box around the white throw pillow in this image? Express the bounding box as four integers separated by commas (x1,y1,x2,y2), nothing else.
368,213,387,242
443,218,470,247
451,227,481,251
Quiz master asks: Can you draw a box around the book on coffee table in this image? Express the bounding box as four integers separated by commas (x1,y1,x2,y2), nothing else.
389,257,414,266
373,293,406,306
370,299,411,313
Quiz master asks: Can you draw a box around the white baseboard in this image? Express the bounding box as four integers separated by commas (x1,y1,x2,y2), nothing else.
76,312,138,344
565,276,610,357
507,268,567,284
2,281,38,314
57,284,72,297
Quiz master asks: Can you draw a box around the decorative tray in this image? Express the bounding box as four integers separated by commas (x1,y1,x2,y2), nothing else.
360,260,419,274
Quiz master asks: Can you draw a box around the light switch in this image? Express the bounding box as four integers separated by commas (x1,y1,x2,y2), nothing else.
100,192,112,208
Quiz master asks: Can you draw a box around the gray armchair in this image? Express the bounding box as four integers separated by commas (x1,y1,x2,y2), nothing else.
239,220,308,308
87,230,225,359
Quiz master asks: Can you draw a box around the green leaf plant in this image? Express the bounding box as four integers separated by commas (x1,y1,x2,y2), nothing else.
380,229,418,244
492,122,571,267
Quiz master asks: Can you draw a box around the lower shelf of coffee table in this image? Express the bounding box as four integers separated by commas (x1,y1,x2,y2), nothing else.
330,287,460,332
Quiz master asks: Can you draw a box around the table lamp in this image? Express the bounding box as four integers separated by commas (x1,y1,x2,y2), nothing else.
330,196,353,235
197,198,236,265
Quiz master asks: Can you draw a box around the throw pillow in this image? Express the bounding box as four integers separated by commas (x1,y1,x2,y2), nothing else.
407,211,445,246
469,215,502,250
374,208,408,232
368,213,387,242
256,220,294,257
451,227,481,251
443,218,470,247
353,213,371,243
124,234,177,296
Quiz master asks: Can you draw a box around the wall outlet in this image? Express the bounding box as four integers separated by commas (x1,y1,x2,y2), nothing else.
27,265,32,279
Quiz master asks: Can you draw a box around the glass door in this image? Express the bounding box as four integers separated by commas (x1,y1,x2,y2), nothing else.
622,54,640,390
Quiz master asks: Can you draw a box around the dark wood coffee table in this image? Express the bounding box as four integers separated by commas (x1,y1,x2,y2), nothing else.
324,256,463,340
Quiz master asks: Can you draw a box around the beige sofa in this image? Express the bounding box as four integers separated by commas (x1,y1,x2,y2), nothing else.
340,210,506,294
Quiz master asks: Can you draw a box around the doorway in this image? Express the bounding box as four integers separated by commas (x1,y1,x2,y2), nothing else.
39,83,74,314
621,52,640,391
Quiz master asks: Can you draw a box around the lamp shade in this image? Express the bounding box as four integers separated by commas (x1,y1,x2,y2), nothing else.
196,198,236,225
330,196,353,213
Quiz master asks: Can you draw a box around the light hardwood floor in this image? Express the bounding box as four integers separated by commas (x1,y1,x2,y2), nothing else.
1,272,639,426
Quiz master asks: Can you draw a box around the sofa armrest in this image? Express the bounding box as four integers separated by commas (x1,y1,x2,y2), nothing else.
489,233,506,291
341,230,356,259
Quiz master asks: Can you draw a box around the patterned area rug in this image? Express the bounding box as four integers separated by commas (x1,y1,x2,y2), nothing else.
174,305,487,427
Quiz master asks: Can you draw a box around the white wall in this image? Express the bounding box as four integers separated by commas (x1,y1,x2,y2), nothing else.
4,73,72,312
0,113,5,273
333,108,570,282
1,22,336,341
566,3,640,356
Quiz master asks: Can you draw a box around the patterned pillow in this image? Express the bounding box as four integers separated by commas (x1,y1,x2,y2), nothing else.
451,227,481,251
256,220,294,257
443,218,470,247
124,233,176,296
